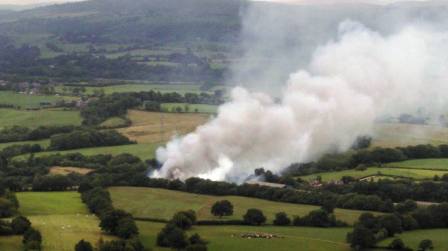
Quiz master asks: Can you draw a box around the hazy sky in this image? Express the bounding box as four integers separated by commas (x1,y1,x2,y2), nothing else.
0,0,430,5
0,0,83,5
256,0,429,4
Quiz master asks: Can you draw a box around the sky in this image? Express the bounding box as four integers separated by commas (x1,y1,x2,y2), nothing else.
0,0,83,5
0,0,430,5
256,0,429,4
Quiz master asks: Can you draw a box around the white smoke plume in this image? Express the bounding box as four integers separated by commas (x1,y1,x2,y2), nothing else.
153,20,448,182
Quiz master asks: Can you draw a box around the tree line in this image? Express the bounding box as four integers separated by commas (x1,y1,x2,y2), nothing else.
0,125,77,143
80,90,223,125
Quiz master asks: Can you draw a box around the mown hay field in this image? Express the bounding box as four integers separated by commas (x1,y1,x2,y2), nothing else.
118,110,209,144
372,123,448,148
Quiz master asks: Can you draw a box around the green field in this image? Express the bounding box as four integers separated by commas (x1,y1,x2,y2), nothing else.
57,84,209,95
17,143,159,161
109,187,373,225
299,167,448,182
17,192,89,215
0,91,75,109
137,221,351,251
378,229,448,251
0,139,50,150
161,103,218,114
99,116,129,128
387,159,448,170
0,108,82,128
16,192,114,251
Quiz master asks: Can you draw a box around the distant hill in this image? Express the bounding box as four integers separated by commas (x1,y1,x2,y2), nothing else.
0,0,246,44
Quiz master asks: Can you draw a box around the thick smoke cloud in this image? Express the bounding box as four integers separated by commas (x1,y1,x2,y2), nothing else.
154,12,448,182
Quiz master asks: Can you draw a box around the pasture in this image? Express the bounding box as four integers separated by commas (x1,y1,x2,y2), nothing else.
299,167,448,182
57,83,209,95
16,192,114,251
0,139,50,150
109,187,372,225
0,91,74,109
17,142,159,161
387,159,448,170
137,221,352,251
0,236,22,251
161,103,218,114
99,116,129,128
0,108,82,128
372,123,448,148
378,229,448,251
118,110,209,144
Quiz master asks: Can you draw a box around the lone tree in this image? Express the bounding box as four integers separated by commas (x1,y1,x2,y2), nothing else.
75,239,93,251
418,239,434,251
211,200,233,218
243,209,266,226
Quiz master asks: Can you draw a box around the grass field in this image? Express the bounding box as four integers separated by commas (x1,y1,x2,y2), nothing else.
377,229,448,251
0,139,50,150
299,167,448,182
161,103,218,114
17,192,89,215
109,187,373,225
0,236,22,251
16,192,114,251
387,159,448,170
137,221,352,251
99,116,129,128
17,142,159,161
0,91,75,109
57,84,208,95
372,123,448,148
118,110,209,144
0,108,81,128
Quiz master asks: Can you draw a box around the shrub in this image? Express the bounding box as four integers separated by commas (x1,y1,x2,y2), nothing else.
243,209,266,226
273,212,291,226
11,216,31,234
75,239,93,251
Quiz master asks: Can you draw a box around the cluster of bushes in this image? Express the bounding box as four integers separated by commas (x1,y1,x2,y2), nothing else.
1,144,43,158
81,90,224,125
31,175,76,191
325,179,448,203
157,211,208,251
287,144,448,177
0,125,76,143
49,129,135,150
80,187,140,239
1,153,147,192
348,203,448,250
293,208,347,228
0,189,19,217
0,216,42,251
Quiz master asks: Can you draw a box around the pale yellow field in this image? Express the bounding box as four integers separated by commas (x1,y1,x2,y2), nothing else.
372,123,448,148
49,166,94,175
118,110,210,144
